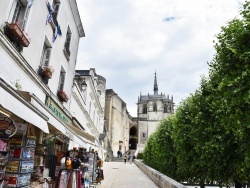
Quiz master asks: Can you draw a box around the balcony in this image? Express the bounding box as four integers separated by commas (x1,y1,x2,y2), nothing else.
4,23,30,51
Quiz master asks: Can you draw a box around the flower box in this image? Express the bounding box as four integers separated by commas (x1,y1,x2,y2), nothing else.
43,66,54,79
8,23,23,38
57,90,68,102
8,23,30,47
18,35,30,47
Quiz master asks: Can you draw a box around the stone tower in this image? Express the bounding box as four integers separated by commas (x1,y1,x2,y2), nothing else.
136,72,174,154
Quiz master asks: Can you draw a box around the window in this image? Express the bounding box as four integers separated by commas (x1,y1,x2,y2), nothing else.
163,104,167,113
142,104,147,114
40,43,51,66
58,67,66,90
63,27,71,60
52,0,60,20
153,103,157,112
142,133,145,138
11,0,30,29
89,102,91,115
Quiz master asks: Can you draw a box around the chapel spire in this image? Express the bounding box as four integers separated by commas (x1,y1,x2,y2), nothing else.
153,71,158,95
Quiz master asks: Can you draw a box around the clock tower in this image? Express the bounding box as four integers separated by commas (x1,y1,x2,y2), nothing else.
136,72,174,154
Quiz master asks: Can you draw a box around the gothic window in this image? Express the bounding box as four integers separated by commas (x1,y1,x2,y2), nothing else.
153,103,157,112
163,104,167,113
142,104,147,114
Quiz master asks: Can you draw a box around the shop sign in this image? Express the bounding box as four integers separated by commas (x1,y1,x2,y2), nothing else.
0,117,17,138
65,128,74,141
46,97,72,125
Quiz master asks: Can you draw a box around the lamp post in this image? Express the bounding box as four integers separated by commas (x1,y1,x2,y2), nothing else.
81,79,87,91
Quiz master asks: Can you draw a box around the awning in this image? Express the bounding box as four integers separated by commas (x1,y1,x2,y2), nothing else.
0,80,49,133
66,123,96,143
45,112,90,147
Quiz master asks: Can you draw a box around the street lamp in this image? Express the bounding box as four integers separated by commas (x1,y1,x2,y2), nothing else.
81,79,87,91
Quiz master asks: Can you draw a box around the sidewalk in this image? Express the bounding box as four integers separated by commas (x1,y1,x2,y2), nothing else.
93,161,159,188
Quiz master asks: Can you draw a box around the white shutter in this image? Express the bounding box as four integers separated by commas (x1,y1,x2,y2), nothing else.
12,1,22,23
44,48,51,66
59,72,65,90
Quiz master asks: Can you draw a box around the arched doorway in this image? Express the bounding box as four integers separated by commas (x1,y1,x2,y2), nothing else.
129,126,138,150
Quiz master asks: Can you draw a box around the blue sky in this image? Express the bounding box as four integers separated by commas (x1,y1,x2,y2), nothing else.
75,0,244,117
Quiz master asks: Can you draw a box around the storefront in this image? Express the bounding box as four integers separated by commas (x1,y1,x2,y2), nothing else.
0,79,51,187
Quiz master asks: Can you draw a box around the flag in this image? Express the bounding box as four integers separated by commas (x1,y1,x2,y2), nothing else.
52,26,58,43
28,0,35,8
46,13,53,25
57,24,62,36
46,2,54,25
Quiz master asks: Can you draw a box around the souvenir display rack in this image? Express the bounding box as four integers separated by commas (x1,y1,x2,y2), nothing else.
4,133,36,187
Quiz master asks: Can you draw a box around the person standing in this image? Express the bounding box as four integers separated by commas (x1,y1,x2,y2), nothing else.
124,154,127,164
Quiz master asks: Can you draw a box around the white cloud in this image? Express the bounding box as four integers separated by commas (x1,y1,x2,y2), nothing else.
76,0,244,116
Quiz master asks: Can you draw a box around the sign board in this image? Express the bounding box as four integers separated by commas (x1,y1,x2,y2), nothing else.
0,117,17,139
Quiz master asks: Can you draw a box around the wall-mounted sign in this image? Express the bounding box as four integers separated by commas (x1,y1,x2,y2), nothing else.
46,97,72,125
0,116,17,138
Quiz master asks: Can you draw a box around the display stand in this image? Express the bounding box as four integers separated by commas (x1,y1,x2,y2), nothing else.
4,133,36,188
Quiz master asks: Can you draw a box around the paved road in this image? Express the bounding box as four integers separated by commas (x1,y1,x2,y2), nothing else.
93,161,159,188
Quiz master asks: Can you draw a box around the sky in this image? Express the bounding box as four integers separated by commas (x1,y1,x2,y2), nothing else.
75,0,244,117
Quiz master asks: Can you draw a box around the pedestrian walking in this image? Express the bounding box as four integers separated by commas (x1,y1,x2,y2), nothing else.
124,154,127,163
127,153,131,164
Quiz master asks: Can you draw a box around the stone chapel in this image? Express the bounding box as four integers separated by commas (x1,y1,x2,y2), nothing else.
135,72,175,154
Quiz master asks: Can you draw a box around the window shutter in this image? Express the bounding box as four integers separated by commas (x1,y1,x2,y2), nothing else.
12,2,22,23
59,72,65,90
53,4,60,18
44,48,51,66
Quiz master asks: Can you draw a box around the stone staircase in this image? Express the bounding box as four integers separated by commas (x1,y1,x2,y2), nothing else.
111,157,124,162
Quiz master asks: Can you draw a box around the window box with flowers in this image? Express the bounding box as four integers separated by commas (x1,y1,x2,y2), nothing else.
57,90,68,102
42,66,54,79
7,22,30,47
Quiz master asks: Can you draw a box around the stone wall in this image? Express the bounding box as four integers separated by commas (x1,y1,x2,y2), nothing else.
134,159,187,188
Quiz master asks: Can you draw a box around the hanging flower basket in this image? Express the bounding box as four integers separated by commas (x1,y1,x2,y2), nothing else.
57,90,68,102
43,66,54,79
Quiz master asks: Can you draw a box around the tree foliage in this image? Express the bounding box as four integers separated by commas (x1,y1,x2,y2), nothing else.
143,1,250,185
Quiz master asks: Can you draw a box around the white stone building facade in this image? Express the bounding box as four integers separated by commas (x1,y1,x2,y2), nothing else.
0,0,99,183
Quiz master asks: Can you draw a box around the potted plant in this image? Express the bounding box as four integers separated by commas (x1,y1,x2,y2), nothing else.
57,90,68,102
42,66,54,79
